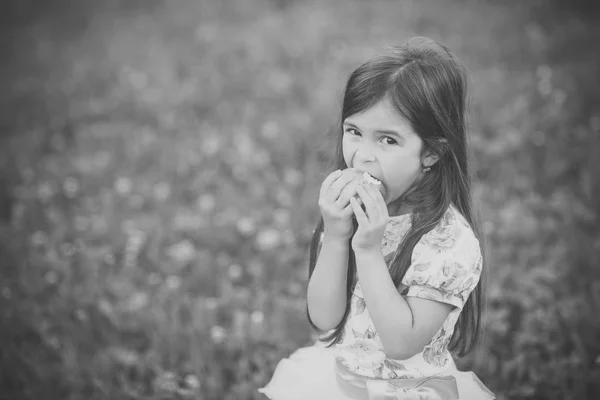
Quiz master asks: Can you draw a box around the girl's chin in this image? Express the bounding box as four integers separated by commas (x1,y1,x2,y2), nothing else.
387,198,413,216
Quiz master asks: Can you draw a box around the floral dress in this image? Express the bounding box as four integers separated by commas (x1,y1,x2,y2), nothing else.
259,205,495,400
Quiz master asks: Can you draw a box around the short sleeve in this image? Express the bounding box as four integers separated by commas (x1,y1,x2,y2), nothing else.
401,220,482,310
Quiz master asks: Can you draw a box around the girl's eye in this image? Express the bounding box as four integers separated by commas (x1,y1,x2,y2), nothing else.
381,137,397,145
345,128,361,136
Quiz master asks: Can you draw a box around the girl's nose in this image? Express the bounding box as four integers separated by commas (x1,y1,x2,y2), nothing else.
354,146,376,164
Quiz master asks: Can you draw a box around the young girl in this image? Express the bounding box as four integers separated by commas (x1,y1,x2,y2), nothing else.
258,37,495,400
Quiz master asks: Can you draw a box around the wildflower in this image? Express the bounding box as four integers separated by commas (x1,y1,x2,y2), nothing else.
44,270,59,285
203,297,218,310
153,182,171,201
114,177,132,195
210,325,227,343
124,230,146,268
125,292,149,312
165,275,182,290
103,252,115,265
250,310,264,324
63,177,79,198
228,264,243,282
184,374,201,390
256,228,281,251
97,298,114,318
236,217,256,236
110,347,139,367
283,168,303,187
30,231,48,247
202,136,220,155
261,120,279,139
60,242,77,257
197,194,216,212
173,210,204,231
37,181,56,202
166,240,196,264
46,336,60,349
154,371,179,393
74,309,88,321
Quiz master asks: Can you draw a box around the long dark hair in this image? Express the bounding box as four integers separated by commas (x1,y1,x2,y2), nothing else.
307,37,487,357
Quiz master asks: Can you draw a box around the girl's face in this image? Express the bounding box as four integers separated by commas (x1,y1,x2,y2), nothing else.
342,97,432,214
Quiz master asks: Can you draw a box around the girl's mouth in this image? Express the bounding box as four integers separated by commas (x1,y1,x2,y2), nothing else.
361,171,382,186
346,168,386,196
360,171,386,197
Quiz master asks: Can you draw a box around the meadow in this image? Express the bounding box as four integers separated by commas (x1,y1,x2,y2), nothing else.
1,1,599,399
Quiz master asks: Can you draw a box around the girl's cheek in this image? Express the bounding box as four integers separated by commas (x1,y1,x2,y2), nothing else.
342,144,354,162
342,149,351,165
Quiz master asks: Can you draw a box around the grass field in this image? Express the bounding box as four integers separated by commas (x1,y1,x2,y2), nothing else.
2,1,599,399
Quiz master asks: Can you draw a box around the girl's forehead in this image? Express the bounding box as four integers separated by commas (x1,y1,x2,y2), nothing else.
344,99,412,133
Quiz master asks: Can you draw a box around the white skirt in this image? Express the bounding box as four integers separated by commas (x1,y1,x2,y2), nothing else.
258,345,495,400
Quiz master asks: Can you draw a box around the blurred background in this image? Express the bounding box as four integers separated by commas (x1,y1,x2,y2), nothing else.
1,0,599,399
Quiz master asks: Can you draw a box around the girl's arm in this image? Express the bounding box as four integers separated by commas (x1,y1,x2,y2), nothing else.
354,249,452,360
349,186,451,359
306,235,350,331
308,169,360,332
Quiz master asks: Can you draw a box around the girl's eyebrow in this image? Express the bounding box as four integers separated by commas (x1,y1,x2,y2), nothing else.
343,121,404,137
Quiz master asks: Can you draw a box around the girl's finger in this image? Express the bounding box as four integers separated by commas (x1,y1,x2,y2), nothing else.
378,195,389,220
356,185,378,220
338,195,363,211
350,197,369,226
335,180,360,208
369,184,388,219
328,170,357,201
339,202,354,219
362,183,388,221
319,170,343,200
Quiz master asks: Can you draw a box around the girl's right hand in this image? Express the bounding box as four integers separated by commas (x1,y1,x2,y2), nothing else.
318,169,360,240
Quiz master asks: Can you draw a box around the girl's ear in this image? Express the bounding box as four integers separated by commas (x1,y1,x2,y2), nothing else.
422,138,448,168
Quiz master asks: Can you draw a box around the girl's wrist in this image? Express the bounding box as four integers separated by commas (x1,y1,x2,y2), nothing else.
353,247,384,263
321,234,351,248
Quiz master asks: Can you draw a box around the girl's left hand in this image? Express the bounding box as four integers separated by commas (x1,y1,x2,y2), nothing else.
349,184,389,253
